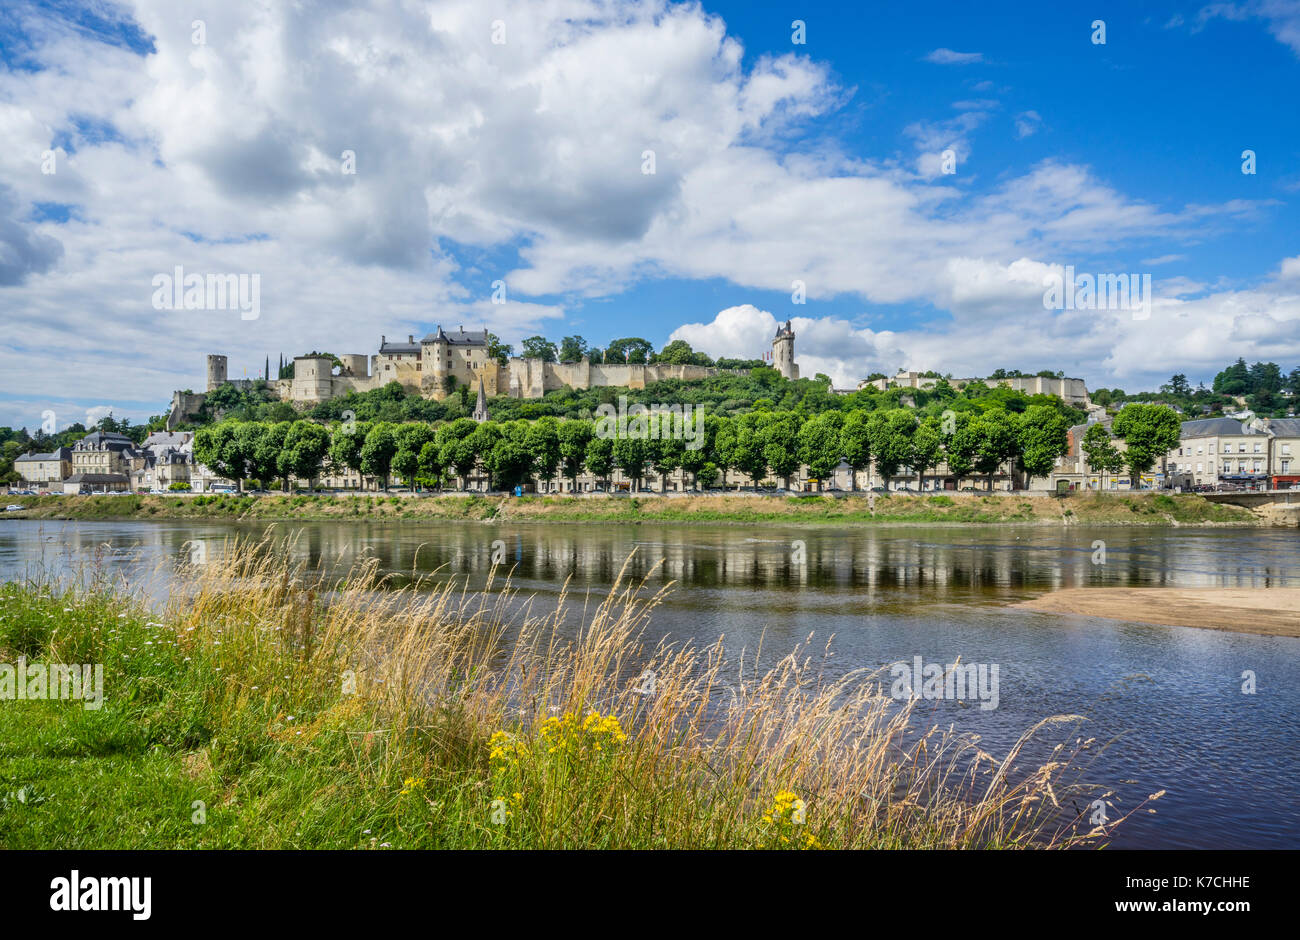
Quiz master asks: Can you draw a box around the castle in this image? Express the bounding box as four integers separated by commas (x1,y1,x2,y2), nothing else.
168,322,799,428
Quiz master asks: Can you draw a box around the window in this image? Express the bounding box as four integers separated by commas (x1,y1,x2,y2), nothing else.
1197,446,1204,455
1253,443,1262,454
1284,444,1292,456
1284,460,1291,473
1239,443,1247,453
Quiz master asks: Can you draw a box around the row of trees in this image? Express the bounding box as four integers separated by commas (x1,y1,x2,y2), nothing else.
191,400,1165,494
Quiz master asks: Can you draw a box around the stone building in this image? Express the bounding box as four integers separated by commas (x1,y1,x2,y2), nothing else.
14,447,71,488
169,323,799,425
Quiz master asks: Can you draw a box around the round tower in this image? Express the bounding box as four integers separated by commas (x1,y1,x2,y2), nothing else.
292,355,335,403
207,354,229,391
772,321,798,381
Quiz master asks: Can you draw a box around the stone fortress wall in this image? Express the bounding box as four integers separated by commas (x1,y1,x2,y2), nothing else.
167,322,800,428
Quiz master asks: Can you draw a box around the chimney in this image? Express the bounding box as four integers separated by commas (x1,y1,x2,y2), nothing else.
408,334,414,344
381,335,386,344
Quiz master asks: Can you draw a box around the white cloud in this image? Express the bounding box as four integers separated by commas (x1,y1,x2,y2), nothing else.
924,48,984,65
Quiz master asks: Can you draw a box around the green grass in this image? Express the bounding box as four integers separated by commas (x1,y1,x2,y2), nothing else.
6,490,1260,527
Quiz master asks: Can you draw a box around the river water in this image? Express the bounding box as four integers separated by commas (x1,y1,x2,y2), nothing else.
2,517,1297,849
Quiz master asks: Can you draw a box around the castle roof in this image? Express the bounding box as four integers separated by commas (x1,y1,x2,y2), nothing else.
1179,417,1254,438
379,334,420,355
423,326,488,346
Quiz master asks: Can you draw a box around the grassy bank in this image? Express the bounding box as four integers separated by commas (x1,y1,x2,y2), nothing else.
3,490,1258,526
0,539,1154,849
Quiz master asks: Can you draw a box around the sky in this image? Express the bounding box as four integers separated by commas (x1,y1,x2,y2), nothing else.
0,0,1298,432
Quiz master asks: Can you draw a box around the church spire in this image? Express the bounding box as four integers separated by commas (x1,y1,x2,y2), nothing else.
473,375,490,423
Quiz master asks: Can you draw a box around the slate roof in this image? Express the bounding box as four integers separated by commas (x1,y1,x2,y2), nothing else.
422,326,488,346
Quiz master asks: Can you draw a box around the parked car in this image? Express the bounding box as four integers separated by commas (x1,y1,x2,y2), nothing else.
5,504,26,512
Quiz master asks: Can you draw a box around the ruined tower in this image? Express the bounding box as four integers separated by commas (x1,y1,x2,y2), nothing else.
772,320,798,381
206,354,228,391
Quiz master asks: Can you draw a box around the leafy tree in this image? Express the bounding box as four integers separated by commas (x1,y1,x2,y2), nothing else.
910,416,943,490
329,421,371,483
649,434,685,491
839,409,872,490
867,409,916,488
1112,404,1182,486
392,423,437,487
525,417,562,490
797,411,844,484
486,332,513,365
488,421,536,490
437,418,480,490
970,410,1019,491
1016,405,1070,486
279,421,331,487
558,336,589,363
360,423,398,489
612,436,650,492
521,336,558,362
942,411,977,488
761,412,802,488
604,338,653,365
1081,422,1123,490
585,435,615,490
557,420,593,490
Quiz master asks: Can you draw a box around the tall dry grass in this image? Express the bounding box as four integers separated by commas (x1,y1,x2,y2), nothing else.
126,529,1159,849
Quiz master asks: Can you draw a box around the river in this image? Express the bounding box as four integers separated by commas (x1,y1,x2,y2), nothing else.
2,517,1297,849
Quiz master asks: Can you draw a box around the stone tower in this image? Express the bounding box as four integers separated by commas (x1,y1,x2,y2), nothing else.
772,320,798,381
206,354,228,391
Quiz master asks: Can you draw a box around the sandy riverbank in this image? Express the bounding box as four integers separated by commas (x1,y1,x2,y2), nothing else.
1014,587,1300,638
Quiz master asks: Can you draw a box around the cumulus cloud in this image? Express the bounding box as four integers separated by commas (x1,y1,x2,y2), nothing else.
0,0,1292,430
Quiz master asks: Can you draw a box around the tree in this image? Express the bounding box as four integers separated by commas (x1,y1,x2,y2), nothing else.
970,410,1019,491
657,339,713,366
558,336,589,363
910,416,943,490
417,440,444,488
1016,405,1070,487
839,409,872,490
867,409,916,489
604,337,653,365
1081,422,1123,490
585,435,615,490
525,417,562,490
798,411,844,485
329,420,371,487
649,435,685,492
245,422,286,490
557,420,593,491
488,421,536,490
194,423,249,491
942,411,977,488
392,423,436,487
359,423,398,489
521,336,558,362
437,418,480,490
466,422,503,489
1112,404,1182,487
486,332,513,365
761,412,802,489
729,413,769,487
612,437,650,492
279,421,330,488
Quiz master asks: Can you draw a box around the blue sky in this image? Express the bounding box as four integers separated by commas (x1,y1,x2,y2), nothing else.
1,0,1298,431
